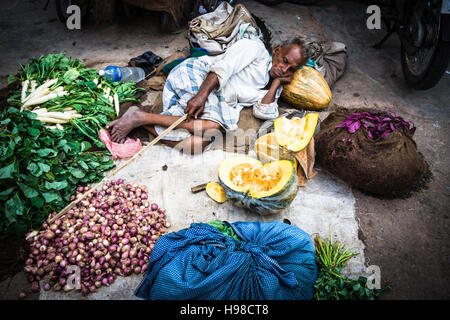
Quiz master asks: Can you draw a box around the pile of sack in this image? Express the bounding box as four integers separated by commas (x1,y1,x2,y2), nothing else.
315,107,429,197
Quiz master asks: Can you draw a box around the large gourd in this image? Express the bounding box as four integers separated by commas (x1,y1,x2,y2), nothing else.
281,66,332,110
218,157,299,215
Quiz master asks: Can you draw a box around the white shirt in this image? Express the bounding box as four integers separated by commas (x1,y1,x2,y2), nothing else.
200,38,282,119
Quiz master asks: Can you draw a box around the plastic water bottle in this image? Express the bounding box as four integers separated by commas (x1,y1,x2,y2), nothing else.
98,66,145,83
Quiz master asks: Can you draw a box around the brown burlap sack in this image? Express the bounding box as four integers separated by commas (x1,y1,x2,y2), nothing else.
315,107,428,197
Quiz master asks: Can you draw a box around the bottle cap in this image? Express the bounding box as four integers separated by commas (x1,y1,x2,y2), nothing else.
98,70,105,76
105,66,122,81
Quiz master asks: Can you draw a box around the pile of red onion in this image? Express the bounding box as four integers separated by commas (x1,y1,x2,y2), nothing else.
23,179,170,296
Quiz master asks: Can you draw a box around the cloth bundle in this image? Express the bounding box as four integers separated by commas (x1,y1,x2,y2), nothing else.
134,221,317,300
306,40,348,88
189,2,262,55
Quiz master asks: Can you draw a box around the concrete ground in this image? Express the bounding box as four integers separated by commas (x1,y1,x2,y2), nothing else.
0,0,449,300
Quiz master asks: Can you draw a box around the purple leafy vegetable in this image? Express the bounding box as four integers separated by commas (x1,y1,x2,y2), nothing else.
336,111,415,140
348,120,361,133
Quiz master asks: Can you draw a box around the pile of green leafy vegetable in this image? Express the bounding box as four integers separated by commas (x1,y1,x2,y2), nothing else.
7,53,143,146
0,53,146,237
313,232,389,300
0,107,116,237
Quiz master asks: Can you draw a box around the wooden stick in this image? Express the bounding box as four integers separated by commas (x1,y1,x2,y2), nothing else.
144,57,167,80
144,68,158,80
191,183,208,194
48,114,188,224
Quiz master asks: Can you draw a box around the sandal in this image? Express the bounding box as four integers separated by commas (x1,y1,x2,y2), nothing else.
142,51,164,67
129,51,164,77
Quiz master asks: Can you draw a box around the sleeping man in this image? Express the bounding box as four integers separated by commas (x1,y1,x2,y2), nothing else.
106,38,307,154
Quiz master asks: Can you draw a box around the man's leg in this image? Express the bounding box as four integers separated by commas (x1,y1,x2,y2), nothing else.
107,106,220,143
144,125,211,155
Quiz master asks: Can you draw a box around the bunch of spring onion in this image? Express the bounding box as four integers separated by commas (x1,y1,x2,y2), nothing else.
312,230,387,300
20,79,68,110
20,78,84,128
23,179,170,296
93,78,120,117
314,232,358,271
7,53,143,146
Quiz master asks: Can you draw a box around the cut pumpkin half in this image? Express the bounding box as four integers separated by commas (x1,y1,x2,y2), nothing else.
217,157,299,215
219,157,293,198
274,113,319,152
254,132,298,173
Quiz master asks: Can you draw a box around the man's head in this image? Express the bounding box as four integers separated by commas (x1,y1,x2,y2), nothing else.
270,38,308,79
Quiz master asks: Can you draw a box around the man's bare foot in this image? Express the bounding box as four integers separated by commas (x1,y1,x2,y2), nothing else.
106,106,148,143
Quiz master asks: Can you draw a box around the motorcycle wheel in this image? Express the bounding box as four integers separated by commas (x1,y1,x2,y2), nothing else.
288,0,319,4
201,0,220,12
400,2,450,90
256,0,285,6
55,0,90,24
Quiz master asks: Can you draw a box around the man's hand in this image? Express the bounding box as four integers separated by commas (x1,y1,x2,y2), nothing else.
185,93,207,120
274,73,295,86
184,72,219,120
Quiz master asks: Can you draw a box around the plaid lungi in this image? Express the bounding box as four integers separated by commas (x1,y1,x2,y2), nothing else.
154,56,243,141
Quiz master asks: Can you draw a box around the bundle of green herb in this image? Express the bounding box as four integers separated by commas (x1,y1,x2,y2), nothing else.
313,231,388,300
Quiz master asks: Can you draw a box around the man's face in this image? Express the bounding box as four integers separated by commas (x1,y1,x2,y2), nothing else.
270,44,305,79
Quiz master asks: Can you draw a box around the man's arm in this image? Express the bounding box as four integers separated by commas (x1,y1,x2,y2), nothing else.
261,74,294,104
185,72,219,119
261,79,282,104
186,68,294,119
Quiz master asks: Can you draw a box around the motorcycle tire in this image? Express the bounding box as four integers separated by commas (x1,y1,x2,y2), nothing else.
256,0,285,6
201,0,220,12
288,0,319,4
401,18,450,90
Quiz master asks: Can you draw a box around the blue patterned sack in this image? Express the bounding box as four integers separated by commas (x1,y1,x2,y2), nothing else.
135,221,317,300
